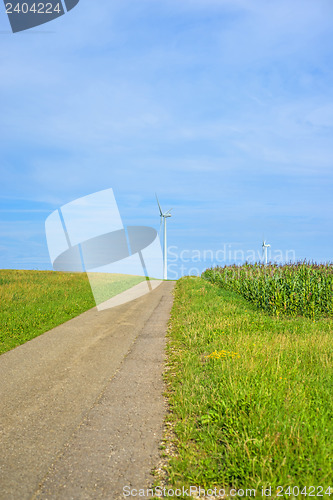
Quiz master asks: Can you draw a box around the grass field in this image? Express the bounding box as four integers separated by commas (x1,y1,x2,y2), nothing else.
159,276,333,498
87,271,146,305
0,269,145,355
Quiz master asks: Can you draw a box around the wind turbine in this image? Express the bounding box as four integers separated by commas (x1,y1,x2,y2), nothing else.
156,194,172,280
262,240,271,265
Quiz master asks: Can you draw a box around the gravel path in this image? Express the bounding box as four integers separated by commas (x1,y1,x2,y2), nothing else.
0,281,175,500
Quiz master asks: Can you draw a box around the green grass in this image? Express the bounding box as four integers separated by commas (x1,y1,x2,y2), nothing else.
84,272,146,305
161,277,333,498
202,262,333,320
0,270,95,354
0,269,145,355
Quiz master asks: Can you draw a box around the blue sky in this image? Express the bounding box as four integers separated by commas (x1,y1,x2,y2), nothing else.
0,0,332,277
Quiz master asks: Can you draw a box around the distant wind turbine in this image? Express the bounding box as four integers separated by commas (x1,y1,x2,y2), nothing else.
262,240,271,265
156,194,172,280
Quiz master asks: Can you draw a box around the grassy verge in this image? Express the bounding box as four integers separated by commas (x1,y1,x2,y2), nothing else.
0,269,145,355
160,277,333,498
0,270,95,355
87,272,146,304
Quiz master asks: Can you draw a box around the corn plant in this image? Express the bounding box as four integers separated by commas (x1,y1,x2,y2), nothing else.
202,262,333,319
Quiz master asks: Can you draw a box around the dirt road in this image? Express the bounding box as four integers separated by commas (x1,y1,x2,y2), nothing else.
0,281,175,500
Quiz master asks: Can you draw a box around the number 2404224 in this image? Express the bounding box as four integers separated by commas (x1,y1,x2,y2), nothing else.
6,3,62,14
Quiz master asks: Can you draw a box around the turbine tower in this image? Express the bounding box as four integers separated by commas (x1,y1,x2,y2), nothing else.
156,194,172,280
262,240,271,265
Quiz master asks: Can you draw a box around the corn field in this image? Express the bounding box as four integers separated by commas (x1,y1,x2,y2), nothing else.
202,262,333,319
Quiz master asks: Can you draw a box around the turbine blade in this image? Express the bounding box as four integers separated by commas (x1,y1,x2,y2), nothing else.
164,208,172,215
155,193,163,216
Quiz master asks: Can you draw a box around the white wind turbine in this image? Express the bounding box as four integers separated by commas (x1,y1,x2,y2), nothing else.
156,194,172,280
262,239,271,265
